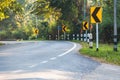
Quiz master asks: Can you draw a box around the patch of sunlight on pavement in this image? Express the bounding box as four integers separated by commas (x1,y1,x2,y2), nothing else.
0,70,75,80
0,52,13,56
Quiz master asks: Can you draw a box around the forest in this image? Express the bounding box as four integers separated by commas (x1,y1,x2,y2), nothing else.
0,0,120,43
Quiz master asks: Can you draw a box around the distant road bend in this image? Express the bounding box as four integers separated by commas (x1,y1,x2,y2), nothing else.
0,41,120,80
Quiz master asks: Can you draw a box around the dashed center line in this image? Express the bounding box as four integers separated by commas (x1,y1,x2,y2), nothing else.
50,57,57,60
11,70,24,73
28,42,77,68
29,64,38,68
41,61,48,64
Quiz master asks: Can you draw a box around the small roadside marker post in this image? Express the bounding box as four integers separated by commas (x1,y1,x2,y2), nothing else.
80,29,83,41
84,34,86,42
73,34,75,40
77,34,79,40
81,34,83,41
89,24,93,48
87,33,90,43
49,35,51,40
89,33,93,48
67,34,70,40
56,35,58,40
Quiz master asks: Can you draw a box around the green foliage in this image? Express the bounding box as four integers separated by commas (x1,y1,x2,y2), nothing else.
50,0,82,34
0,0,120,41
0,43,4,46
31,0,62,36
32,0,61,19
0,30,7,40
0,0,22,21
50,0,79,21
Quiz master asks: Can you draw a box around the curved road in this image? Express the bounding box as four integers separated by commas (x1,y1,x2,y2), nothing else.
0,41,120,80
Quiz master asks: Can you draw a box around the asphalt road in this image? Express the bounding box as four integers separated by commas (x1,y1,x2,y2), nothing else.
0,41,120,80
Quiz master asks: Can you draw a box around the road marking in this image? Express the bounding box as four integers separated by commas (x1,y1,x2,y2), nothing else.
11,70,24,73
29,64,38,68
58,43,77,57
41,61,48,64
50,57,57,60
29,42,77,67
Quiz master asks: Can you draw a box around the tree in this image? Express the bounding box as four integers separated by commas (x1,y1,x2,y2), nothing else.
50,0,83,34
0,0,16,21
31,0,61,37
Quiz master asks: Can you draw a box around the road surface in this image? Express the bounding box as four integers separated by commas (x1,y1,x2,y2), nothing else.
0,41,120,80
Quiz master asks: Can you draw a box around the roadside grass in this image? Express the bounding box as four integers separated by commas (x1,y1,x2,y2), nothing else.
0,43,4,46
77,41,120,65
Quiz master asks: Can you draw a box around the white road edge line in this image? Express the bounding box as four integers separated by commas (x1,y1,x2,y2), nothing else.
58,42,77,57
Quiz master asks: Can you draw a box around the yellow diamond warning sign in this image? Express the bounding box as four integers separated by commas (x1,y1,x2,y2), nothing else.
34,28,39,34
83,21,89,30
90,7,102,23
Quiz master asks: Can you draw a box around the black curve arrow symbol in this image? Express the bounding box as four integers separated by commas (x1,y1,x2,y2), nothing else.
63,26,66,32
92,7,100,22
84,22,88,30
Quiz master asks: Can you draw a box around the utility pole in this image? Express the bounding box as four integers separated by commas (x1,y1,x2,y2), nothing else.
84,0,87,42
84,0,86,20
114,0,117,51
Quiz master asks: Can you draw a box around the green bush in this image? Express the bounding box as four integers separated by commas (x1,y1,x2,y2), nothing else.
0,30,7,40
29,35,36,40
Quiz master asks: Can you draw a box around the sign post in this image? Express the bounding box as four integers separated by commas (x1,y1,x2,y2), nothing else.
63,32,65,40
90,6,102,51
96,23,99,51
58,26,61,40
